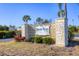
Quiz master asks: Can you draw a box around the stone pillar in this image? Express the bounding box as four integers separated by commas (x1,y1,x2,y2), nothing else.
21,24,29,40
55,18,68,47
50,22,56,39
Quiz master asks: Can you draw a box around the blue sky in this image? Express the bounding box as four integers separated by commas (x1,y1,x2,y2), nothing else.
0,3,79,27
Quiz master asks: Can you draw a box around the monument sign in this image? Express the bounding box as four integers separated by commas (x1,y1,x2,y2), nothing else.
55,18,68,47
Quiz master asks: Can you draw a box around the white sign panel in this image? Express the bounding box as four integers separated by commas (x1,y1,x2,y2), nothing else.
35,25,50,35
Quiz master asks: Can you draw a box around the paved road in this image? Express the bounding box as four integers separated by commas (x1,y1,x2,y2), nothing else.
0,38,14,42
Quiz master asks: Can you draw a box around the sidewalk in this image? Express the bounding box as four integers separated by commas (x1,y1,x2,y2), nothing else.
0,38,14,42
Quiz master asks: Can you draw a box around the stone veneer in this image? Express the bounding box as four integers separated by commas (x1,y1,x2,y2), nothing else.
55,18,68,47
50,22,56,39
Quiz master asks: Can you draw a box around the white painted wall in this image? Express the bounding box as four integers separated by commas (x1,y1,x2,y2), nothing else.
21,24,29,40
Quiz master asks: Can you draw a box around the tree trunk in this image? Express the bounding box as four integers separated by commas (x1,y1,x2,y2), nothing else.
64,3,67,20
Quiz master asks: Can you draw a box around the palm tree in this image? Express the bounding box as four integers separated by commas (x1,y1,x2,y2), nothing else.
58,3,64,17
64,3,67,20
58,3,67,18
23,15,31,24
58,10,65,17
58,3,62,11
36,17,43,24
43,19,49,24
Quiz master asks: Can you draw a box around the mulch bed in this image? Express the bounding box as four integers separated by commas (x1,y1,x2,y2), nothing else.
0,42,78,56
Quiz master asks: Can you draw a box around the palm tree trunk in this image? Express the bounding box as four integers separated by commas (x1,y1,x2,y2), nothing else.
64,3,67,20
64,3,68,42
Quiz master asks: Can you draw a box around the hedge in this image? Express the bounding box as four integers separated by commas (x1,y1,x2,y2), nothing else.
0,31,16,39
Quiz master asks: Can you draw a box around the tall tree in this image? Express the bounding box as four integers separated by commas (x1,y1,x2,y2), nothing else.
58,3,62,12
23,15,31,24
69,25,77,32
3,25,9,30
36,17,43,24
58,3,64,17
58,3,67,19
0,25,4,30
58,10,65,17
64,3,67,20
43,19,50,24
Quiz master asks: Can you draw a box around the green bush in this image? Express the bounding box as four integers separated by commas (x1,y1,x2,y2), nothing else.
32,36,42,43
0,32,5,39
30,36,55,44
42,37,54,44
0,31,16,39
68,30,74,42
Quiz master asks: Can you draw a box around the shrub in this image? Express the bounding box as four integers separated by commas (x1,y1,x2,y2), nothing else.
0,32,5,39
30,36,55,44
0,31,16,39
31,36,42,43
14,35,25,42
68,30,74,42
42,37,54,44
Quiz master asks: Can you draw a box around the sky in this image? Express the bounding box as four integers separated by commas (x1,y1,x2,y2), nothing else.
0,3,79,27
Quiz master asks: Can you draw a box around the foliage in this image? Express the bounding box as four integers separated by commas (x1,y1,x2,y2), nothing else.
0,31,16,39
58,3,67,18
58,3,64,17
0,25,9,31
58,10,65,17
36,17,43,24
68,25,78,33
42,37,54,44
68,25,79,41
43,19,50,24
30,36,55,44
23,15,31,23
31,36,42,43
68,25,76,41
58,3,63,11
35,17,50,25
76,26,79,32
68,30,74,41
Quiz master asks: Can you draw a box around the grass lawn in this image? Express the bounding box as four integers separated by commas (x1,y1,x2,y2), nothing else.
0,41,78,56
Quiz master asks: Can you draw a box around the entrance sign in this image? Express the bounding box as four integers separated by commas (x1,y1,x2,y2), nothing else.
55,18,68,47
35,25,50,35
21,18,68,47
